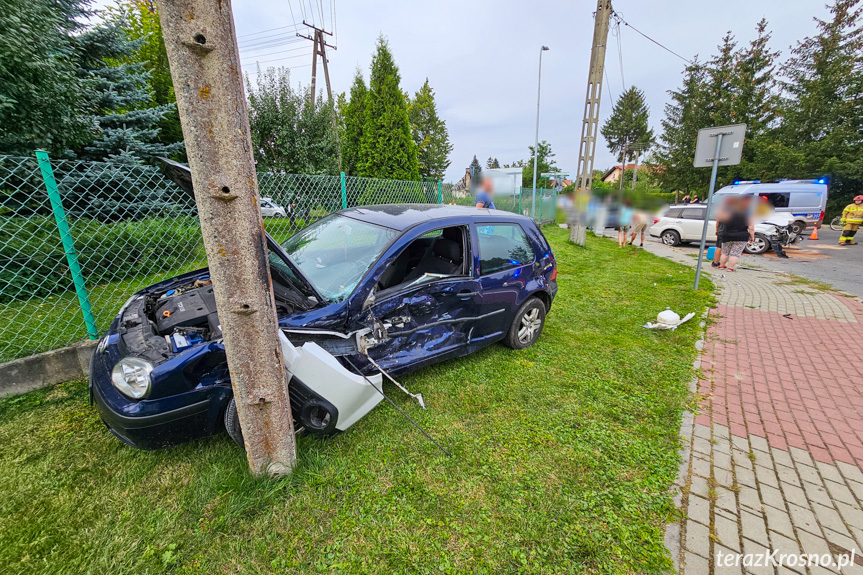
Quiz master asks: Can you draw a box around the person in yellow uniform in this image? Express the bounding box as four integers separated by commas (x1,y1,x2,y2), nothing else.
839,195,863,245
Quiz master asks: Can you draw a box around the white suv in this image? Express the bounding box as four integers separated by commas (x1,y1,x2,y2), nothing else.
648,204,791,254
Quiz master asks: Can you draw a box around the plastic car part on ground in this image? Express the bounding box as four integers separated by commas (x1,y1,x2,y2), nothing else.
277,331,384,431
643,308,696,331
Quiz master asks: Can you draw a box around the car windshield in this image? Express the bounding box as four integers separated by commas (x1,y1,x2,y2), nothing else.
281,215,396,302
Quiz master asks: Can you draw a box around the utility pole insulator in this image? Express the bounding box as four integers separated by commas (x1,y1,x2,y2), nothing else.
570,0,612,246
157,0,297,475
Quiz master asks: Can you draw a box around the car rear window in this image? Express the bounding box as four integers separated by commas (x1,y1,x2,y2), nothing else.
665,208,683,218
478,224,534,275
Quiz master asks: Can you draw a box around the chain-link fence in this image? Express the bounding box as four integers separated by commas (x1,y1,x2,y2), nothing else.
0,153,557,362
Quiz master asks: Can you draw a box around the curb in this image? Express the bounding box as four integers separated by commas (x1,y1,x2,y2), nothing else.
665,310,710,573
0,340,97,398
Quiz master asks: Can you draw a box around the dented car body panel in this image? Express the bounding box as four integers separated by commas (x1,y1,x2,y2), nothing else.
90,204,557,449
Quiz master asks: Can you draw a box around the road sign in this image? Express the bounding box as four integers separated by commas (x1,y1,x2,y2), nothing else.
693,123,746,168
692,123,747,290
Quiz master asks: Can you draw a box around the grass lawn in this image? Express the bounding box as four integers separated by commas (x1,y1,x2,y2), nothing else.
0,227,713,574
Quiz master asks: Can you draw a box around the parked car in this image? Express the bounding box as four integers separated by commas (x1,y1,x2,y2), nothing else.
712,179,828,233
260,197,287,218
648,204,798,254
91,202,558,449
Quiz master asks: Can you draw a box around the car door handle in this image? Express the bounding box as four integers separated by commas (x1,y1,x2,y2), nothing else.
457,290,479,298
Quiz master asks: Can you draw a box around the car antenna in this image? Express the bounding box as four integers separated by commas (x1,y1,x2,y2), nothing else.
343,356,453,459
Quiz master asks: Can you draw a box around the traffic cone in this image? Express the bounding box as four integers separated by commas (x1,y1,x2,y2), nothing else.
810,227,818,240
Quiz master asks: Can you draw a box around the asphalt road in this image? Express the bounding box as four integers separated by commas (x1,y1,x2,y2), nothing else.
606,226,863,298
679,228,860,298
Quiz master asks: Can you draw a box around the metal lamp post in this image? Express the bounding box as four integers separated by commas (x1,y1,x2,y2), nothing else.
532,46,549,220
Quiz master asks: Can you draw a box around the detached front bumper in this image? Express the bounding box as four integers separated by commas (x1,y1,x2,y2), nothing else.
89,341,231,449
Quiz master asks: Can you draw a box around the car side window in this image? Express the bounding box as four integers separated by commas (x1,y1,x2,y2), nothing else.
666,208,683,218
763,193,790,208
680,208,704,220
375,226,469,293
478,224,534,276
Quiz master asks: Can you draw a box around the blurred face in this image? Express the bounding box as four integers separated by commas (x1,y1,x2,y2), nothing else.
482,178,494,195
856,198,862,204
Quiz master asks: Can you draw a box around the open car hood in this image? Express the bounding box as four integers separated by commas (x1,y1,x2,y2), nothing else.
158,158,324,302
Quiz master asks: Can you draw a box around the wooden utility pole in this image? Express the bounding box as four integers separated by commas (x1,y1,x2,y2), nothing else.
157,0,297,475
570,0,612,246
297,21,336,103
297,21,342,171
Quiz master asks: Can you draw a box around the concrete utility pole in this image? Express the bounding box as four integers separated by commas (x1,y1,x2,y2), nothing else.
570,0,612,246
157,0,297,475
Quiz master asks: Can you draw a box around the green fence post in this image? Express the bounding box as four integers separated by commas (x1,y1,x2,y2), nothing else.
438,181,443,204
36,150,99,340
538,189,543,222
518,186,522,215
340,172,347,209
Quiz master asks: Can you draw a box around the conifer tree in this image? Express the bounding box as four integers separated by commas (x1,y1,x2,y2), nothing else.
358,36,419,180
341,69,368,176
407,78,452,181
600,86,654,164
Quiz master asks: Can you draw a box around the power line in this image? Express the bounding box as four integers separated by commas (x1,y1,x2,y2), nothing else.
239,34,306,50
614,18,626,90
612,11,693,65
241,51,313,67
238,43,310,60
237,24,300,39
244,63,313,76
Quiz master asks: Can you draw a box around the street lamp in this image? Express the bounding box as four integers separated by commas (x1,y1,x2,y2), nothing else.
532,46,550,221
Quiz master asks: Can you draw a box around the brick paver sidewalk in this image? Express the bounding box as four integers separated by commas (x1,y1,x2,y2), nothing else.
642,242,863,574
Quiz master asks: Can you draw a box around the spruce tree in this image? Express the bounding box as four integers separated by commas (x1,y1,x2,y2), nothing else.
74,20,183,163
655,59,711,193
600,86,654,164
407,78,452,181
469,155,482,182
358,36,419,180
109,0,183,154
779,0,863,209
341,69,367,176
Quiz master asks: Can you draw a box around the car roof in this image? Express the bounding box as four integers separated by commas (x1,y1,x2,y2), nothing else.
338,203,533,231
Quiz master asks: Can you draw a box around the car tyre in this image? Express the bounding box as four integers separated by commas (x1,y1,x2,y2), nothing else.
791,220,806,234
504,297,546,350
745,234,770,255
225,398,244,448
661,230,681,246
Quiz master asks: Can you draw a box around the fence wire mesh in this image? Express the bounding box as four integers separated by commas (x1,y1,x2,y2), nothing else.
0,154,557,362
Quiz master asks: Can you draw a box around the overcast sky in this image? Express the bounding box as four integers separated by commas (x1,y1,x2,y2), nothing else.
99,0,834,182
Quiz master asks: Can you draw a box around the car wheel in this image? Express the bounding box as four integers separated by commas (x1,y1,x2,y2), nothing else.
504,297,546,350
791,220,806,234
661,230,681,246
224,398,244,448
745,234,770,255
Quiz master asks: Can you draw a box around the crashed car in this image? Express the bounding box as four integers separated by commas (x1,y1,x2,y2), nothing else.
91,202,558,449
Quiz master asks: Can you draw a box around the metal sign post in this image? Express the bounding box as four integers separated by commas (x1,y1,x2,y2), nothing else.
692,124,746,290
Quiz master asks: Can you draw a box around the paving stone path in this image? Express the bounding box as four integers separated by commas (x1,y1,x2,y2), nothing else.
640,241,863,574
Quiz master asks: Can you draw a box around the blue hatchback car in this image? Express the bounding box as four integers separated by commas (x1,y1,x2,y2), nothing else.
91,203,558,449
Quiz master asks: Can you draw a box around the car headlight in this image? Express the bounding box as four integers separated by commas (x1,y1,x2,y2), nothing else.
111,357,153,399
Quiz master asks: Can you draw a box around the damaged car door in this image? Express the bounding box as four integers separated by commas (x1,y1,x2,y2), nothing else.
359,225,481,373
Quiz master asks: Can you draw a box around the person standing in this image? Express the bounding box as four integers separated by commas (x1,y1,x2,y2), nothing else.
617,201,634,247
718,196,754,271
629,210,648,247
475,176,496,209
839,195,863,245
681,193,691,204
690,194,700,204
